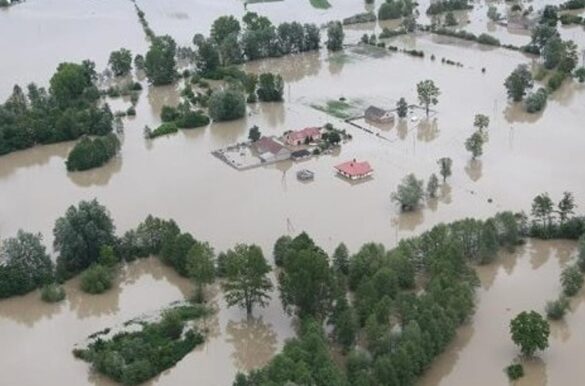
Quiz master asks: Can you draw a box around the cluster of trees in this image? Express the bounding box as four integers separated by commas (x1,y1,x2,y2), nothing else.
108,48,133,77
193,13,323,79
426,0,471,15
66,133,120,171
208,88,247,121
464,113,489,160
378,0,416,20
527,191,583,239
74,304,208,385
160,102,210,129
145,35,178,85
256,73,284,102
0,61,113,155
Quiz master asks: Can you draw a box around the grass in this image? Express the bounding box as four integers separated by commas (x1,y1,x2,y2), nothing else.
310,97,366,119
310,0,331,9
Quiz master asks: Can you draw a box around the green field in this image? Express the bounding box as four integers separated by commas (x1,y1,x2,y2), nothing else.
310,0,331,9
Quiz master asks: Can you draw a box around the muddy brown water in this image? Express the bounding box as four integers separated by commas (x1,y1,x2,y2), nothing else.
1,0,585,385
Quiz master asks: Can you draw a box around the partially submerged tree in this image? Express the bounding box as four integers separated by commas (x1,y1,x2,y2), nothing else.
391,173,425,211
186,241,215,302
427,173,439,198
416,80,440,117
248,125,261,142
208,88,246,121
145,35,177,85
326,21,344,51
504,65,533,101
108,48,133,77
396,97,408,118
510,311,550,357
437,157,453,182
222,244,273,315
465,131,485,159
473,113,490,131
557,191,576,224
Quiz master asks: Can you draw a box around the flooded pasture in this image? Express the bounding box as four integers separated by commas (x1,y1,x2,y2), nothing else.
1,0,585,385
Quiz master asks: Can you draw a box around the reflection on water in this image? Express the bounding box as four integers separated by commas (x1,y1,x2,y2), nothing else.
0,142,73,179
464,159,482,182
67,157,123,187
225,316,278,370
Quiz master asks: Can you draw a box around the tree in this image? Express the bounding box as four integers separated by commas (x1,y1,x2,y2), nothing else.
333,243,350,275
473,113,489,131
531,193,554,230
557,191,576,223
524,88,548,113
391,173,424,211
195,39,220,76
444,11,457,26
248,125,261,142
145,35,177,85
487,6,501,21
211,15,241,44
561,264,583,296
80,264,113,294
108,48,133,77
416,80,440,117
427,173,439,198
222,244,273,315
50,62,95,107
531,24,558,49
542,36,564,69
208,88,246,121
0,230,54,298
273,235,292,267
278,234,334,319
510,311,550,356
437,157,453,182
219,32,243,66
465,131,484,159
54,199,116,280
396,97,408,118
186,240,215,302
303,23,321,51
256,73,284,102
574,67,585,83
504,65,533,101
326,21,344,51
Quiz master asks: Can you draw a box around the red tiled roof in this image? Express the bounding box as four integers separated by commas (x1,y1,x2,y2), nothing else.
255,137,285,155
288,127,321,142
335,160,373,176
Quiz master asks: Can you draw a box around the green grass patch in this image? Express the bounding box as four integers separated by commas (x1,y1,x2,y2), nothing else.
310,0,331,9
310,98,366,119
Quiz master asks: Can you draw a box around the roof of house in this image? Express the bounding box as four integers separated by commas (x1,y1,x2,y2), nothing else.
335,160,373,176
287,127,321,142
254,137,287,155
365,105,389,118
291,149,311,158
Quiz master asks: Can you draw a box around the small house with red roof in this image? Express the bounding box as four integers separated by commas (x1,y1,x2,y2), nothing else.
284,127,322,146
335,159,373,180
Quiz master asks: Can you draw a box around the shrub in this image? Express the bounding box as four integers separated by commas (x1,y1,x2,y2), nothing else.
176,111,210,128
161,105,180,122
66,133,121,171
208,89,246,121
80,264,114,294
561,264,584,296
545,297,569,320
506,364,524,380
126,107,136,116
477,33,500,46
547,71,567,92
41,284,66,303
524,88,548,113
149,122,178,139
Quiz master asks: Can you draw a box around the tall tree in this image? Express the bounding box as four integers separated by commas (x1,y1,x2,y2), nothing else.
510,311,550,356
396,97,408,118
557,191,576,223
416,80,440,117
465,130,484,159
108,48,133,77
391,173,424,211
186,240,215,302
437,157,453,182
333,243,350,275
145,35,177,85
222,244,273,315
211,15,241,45
504,65,533,101
531,193,555,231
473,113,489,131
326,21,344,51
53,199,116,280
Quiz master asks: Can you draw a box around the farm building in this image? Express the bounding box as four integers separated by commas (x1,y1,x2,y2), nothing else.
365,106,395,124
253,137,291,163
335,159,373,180
285,127,322,146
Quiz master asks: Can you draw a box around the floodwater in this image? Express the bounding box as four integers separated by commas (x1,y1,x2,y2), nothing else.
1,0,585,385
419,239,583,386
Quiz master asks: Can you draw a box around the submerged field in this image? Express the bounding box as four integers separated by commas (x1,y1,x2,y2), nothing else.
1,0,585,385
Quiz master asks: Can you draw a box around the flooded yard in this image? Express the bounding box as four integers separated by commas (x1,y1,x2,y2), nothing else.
1,0,585,385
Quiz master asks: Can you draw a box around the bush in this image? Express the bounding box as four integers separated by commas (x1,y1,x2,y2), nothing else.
66,133,121,171
126,107,136,116
545,297,569,320
561,264,584,296
524,88,548,113
547,71,567,92
176,111,210,128
506,364,524,380
80,264,114,294
343,12,376,25
477,33,500,46
149,122,178,139
161,105,179,122
41,283,66,303
208,89,246,121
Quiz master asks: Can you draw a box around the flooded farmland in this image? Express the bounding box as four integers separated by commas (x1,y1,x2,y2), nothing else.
1,0,585,385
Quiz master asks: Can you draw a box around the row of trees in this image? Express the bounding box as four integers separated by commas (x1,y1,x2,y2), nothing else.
0,61,114,155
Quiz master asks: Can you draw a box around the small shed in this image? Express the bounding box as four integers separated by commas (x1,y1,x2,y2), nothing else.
365,106,395,124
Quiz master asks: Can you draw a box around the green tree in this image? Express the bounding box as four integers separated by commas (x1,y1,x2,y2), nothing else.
574,67,585,82
54,199,116,280
542,36,564,69
211,15,241,44
396,97,408,118
444,11,457,26
531,24,558,49
333,243,350,275
222,244,273,315
326,21,344,51
557,191,576,223
195,39,221,76
437,157,453,182
219,33,243,66
80,264,113,294
145,35,177,85
303,23,321,50
391,173,424,211
272,235,292,266
248,125,261,142
561,264,583,296
465,130,484,159
487,6,501,21
256,73,284,102
186,241,215,301
427,173,439,198
531,193,554,231
50,62,95,107
208,89,246,121
0,230,54,298
510,311,550,356
473,113,489,131
416,80,440,117
504,65,533,101
108,48,133,76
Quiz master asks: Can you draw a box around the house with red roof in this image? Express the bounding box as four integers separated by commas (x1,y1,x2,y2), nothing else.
335,159,373,180
284,127,322,146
